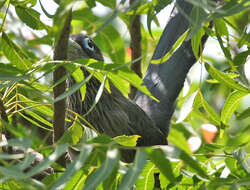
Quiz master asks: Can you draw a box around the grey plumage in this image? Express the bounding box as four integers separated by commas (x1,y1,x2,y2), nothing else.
66,34,166,162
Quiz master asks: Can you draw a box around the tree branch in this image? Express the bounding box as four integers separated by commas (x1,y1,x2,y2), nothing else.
134,0,214,136
53,10,72,166
129,0,142,99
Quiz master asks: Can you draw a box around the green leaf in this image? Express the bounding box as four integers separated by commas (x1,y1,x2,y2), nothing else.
70,118,83,145
189,6,208,38
221,90,249,124
147,5,155,38
0,166,25,180
151,30,188,64
108,73,130,97
63,169,86,190
118,149,147,190
146,148,177,183
154,0,172,13
18,112,53,131
54,72,93,103
233,50,250,66
97,0,116,8
51,145,93,190
194,90,221,126
19,105,53,128
83,148,119,190
215,32,232,61
214,19,228,36
180,150,208,179
18,94,53,118
136,162,157,190
191,28,205,59
0,0,7,9
205,62,249,93
184,0,218,12
38,0,55,18
116,68,158,102
95,25,125,64
1,32,32,70
0,63,23,75
113,135,140,147
236,107,250,120
84,74,107,116
86,0,96,8
17,154,36,171
72,67,86,101
176,91,198,123
233,149,250,174
15,6,48,30
211,0,250,19
168,127,192,154
0,74,28,82
26,144,68,177
0,138,32,150
0,153,24,160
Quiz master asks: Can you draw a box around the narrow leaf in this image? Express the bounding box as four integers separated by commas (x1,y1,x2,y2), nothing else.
214,19,228,36
118,150,147,190
191,28,205,59
26,144,68,177
17,153,37,171
151,30,188,64
51,145,93,190
84,74,107,116
83,148,119,190
15,6,48,30
176,91,198,123
72,67,86,101
146,148,177,183
2,32,32,70
221,91,249,124
168,127,192,154
189,6,208,38
0,138,32,150
180,150,208,179
117,69,158,102
205,62,249,93
136,162,157,190
233,50,250,66
196,90,221,125
19,105,53,128
18,111,52,131
233,149,250,174
236,107,250,120
0,166,25,179
54,73,93,103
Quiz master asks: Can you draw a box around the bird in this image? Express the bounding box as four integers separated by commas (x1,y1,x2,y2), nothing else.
66,34,167,162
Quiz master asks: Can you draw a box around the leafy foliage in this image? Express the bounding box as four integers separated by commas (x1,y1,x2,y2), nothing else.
0,0,250,189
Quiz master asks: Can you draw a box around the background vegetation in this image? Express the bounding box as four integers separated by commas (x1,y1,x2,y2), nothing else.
0,0,250,189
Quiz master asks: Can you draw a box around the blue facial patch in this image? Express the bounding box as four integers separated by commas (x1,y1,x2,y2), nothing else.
82,38,94,52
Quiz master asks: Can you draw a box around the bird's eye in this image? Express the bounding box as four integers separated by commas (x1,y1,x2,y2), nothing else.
82,38,94,52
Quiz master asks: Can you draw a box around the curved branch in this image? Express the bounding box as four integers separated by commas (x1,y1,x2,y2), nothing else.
134,0,213,136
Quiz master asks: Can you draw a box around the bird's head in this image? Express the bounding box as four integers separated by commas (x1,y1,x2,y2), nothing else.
67,34,104,61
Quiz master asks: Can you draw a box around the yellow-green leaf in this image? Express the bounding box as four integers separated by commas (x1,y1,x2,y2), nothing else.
113,135,141,147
